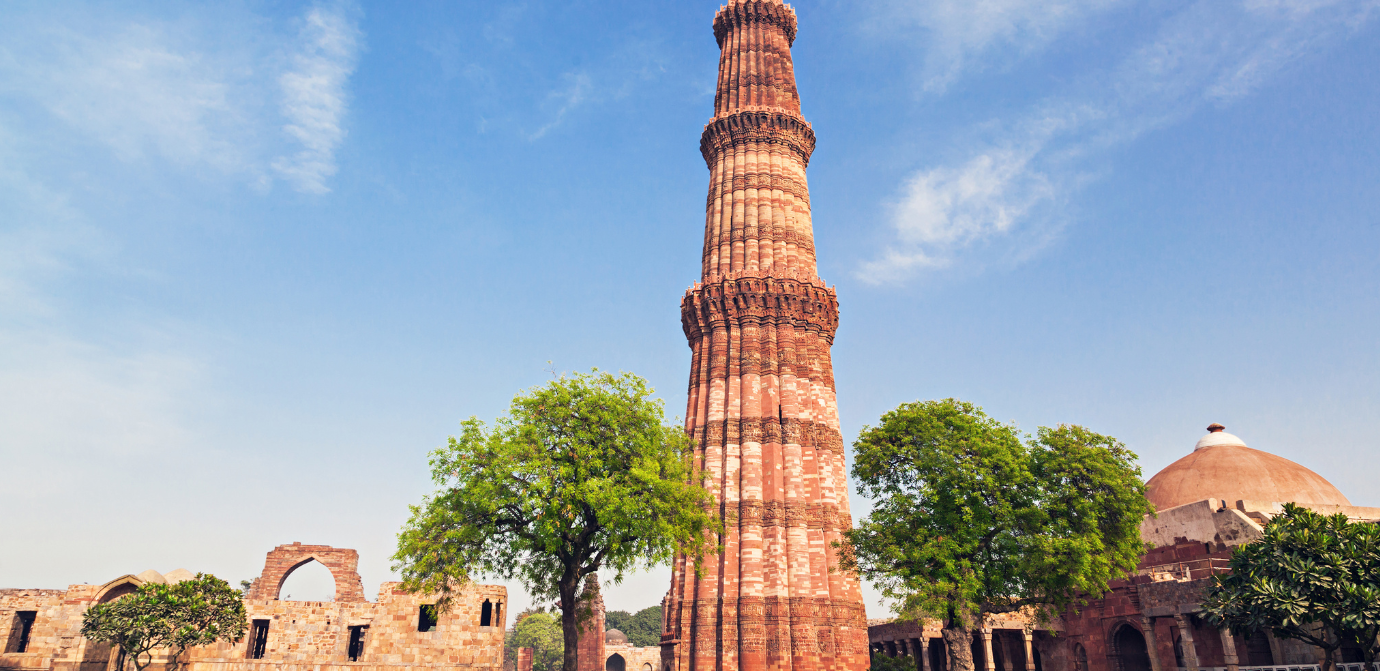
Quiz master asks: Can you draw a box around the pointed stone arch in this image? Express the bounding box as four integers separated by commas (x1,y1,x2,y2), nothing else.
92,575,146,604
606,652,626,671
245,543,366,603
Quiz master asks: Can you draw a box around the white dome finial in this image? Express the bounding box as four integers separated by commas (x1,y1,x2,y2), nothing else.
1195,423,1247,451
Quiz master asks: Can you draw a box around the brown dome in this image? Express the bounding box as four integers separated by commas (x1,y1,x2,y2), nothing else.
1146,431,1350,511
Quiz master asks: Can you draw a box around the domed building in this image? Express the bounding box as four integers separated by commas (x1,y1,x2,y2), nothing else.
869,424,1380,671
1067,424,1378,671
1144,424,1351,511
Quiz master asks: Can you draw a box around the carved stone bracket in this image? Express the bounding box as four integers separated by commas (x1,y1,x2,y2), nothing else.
682,276,839,342
701,110,816,168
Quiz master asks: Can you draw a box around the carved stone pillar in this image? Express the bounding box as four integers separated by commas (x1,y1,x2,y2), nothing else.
1266,631,1285,666
1141,616,1164,671
1023,632,1037,671
1174,615,1201,671
982,630,998,671
1219,629,1240,671
921,637,933,671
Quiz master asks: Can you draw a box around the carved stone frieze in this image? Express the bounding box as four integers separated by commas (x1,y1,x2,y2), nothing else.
739,500,764,525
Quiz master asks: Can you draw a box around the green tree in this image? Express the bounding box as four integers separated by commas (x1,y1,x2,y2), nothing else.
393,370,718,671
839,399,1153,671
81,573,247,671
604,606,662,647
511,611,565,671
624,605,662,647
605,609,634,634
1202,503,1380,671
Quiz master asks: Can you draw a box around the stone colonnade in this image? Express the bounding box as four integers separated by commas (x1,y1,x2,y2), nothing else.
868,616,1315,671
870,628,1038,671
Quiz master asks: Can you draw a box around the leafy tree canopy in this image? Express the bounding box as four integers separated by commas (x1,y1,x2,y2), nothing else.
840,399,1152,671
605,606,662,648
1203,503,1380,671
511,611,564,671
393,370,718,671
81,573,247,671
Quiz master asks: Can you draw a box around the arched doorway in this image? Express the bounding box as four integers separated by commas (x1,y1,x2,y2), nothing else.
277,559,336,602
606,653,626,671
1111,625,1152,671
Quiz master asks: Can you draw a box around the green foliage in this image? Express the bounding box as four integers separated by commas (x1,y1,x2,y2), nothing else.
1202,503,1380,671
605,606,662,648
871,652,919,671
605,610,633,633
625,606,662,647
81,574,247,671
393,370,719,671
511,611,564,671
840,399,1152,641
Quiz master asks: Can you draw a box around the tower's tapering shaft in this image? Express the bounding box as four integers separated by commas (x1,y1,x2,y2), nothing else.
663,3,869,671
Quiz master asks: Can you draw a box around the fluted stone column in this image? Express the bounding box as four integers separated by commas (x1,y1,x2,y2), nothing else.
661,2,866,671
1175,615,1201,671
1219,629,1240,671
1141,616,1164,671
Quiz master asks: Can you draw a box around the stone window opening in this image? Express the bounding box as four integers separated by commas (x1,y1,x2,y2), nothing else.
480,599,492,627
247,619,269,659
418,605,439,632
6,611,36,653
347,625,368,662
606,652,626,671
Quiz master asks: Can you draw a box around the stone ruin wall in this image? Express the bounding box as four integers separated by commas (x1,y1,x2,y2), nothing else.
0,543,506,671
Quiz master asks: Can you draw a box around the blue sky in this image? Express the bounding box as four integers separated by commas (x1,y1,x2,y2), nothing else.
2,0,1378,617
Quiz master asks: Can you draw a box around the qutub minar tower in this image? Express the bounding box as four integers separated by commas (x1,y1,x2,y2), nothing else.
662,2,870,670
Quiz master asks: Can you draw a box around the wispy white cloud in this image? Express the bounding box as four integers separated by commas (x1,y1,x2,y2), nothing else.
528,71,593,140
0,22,256,174
272,5,362,194
860,0,1380,284
0,3,363,194
866,0,1127,92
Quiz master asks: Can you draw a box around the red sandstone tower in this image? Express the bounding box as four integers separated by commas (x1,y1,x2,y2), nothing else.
662,2,869,670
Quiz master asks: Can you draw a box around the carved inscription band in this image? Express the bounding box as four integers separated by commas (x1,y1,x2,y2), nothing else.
694,416,845,454
732,499,848,532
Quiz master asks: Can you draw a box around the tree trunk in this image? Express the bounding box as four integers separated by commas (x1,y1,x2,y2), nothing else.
1320,645,1337,671
132,647,153,671
943,627,977,671
560,578,581,671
